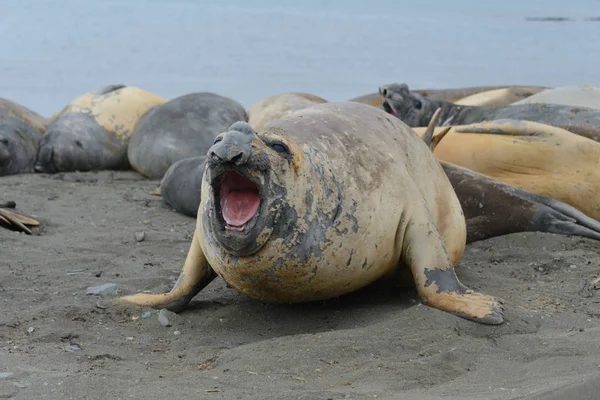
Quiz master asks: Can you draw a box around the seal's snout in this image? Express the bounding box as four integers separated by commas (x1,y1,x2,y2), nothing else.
209,143,247,166
208,121,256,167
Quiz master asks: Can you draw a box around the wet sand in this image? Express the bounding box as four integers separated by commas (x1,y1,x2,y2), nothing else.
1,171,599,399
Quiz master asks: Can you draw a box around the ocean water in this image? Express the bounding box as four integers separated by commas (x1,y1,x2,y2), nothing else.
1,0,599,117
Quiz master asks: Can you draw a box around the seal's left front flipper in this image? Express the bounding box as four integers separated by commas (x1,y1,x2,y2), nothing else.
400,207,505,325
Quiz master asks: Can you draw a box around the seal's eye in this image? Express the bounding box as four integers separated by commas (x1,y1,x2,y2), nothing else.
0,139,9,147
270,143,288,154
414,99,422,110
213,137,223,145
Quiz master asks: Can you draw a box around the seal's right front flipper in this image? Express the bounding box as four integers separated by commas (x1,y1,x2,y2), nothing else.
400,207,505,325
117,230,217,313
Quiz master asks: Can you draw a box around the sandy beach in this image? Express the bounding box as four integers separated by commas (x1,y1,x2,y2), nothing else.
0,170,598,399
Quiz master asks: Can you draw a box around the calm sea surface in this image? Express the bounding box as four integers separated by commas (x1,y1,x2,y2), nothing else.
1,0,599,117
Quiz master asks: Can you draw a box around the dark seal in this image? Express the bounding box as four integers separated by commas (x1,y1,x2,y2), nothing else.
127,92,248,180
379,82,600,142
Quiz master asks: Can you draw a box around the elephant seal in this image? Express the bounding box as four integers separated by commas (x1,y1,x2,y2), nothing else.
350,85,549,109
412,119,600,221
441,161,600,243
127,92,247,179
379,83,600,142
512,84,600,110
247,92,327,130
0,98,47,134
454,86,546,107
35,85,166,173
159,156,205,217
0,116,44,176
119,101,505,325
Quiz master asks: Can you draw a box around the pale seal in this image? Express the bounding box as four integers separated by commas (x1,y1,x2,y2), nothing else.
119,101,505,325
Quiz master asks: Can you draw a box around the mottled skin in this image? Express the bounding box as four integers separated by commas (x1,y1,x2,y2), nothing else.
513,84,600,110
441,162,600,243
127,92,248,179
454,87,546,107
119,102,505,325
36,85,166,173
247,92,328,130
349,85,549,109
160,156,205,218
412,119,600,222
379,83,600,142
0,116,44,176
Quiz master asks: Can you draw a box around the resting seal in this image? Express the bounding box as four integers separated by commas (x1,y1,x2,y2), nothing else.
512,84,600,110
159,156,205,217
36,85,166,173
412,119,600,222
0,117,43,177
454,86,546,107
119,101,505,325
379,83,600,142
350,85,549,109
247,92,327,130
127,92,247,179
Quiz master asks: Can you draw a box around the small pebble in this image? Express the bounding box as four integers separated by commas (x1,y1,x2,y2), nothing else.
126,336,134,341
86,283,118,296
141,311,152,319
0,372,13,379
569,264,577,269
134,231,145,242
158,309,180,327
173,330,181,336
65,344,82,352
27,327,34,333
13,382,30,388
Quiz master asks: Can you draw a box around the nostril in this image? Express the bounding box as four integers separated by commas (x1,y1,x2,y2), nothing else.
381,88,388,97
231,152,243,164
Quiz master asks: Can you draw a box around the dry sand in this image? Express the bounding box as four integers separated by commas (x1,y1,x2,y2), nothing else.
1,171,599,400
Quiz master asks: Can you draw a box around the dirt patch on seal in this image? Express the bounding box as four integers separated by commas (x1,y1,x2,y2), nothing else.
1,171,599,399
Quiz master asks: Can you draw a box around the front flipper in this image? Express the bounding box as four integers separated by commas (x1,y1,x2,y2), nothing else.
117,230,217,313
401,206,504,325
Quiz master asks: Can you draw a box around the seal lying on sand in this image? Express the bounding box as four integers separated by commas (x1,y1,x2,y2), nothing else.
159,156,205,217
0,98,47,135
35,85,166,173
127,92,247,180
454,87,546,107
379,83,600,142
412,119,600,222
512,84,600,110
247,92,327,130
0,116,44,176
350,85,549,109
119,101,505,325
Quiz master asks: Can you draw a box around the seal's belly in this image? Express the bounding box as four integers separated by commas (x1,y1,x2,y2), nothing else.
200,234,404,304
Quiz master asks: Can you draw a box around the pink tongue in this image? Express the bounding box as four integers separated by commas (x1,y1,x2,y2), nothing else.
221,190,260,227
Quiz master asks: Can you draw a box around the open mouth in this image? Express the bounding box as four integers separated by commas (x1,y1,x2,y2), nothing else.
382,99,397,116
218,171,261,230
